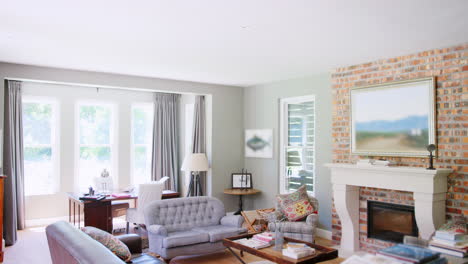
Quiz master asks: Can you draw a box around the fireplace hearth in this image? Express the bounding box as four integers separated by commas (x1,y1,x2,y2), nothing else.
368,201,418,243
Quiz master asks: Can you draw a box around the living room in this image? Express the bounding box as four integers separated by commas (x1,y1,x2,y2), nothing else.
1,1,467,264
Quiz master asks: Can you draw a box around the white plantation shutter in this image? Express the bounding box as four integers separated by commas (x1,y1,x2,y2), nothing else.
280,96,315,194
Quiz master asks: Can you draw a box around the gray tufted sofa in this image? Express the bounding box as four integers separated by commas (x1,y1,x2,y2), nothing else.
268,195,319,243
144,196,246,260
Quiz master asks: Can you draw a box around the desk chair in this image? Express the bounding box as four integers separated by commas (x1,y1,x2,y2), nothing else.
125,182,164,234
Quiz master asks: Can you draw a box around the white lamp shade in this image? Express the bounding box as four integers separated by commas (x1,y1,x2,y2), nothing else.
181,153,209,172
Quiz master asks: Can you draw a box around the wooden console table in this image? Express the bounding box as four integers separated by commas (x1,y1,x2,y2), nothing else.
67,190,179,232
224,188,261,215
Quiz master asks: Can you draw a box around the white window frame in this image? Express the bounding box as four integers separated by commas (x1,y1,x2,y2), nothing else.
279,95,316,195
130,102,154,186
22,96,60,196
74,101,118,192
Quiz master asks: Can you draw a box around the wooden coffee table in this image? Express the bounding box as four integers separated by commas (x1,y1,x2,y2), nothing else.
223,233,338,264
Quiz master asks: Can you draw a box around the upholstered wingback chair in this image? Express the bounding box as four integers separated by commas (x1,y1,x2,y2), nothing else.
268,195,319,243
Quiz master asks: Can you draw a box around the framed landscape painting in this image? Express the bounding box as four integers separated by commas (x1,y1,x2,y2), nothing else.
351,77,436,157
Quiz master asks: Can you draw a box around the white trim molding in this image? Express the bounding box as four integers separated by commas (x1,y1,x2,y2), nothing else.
316,228,333,240
325,163,452,256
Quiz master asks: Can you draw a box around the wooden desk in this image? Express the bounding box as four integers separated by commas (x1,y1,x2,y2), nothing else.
67,190,179,232
224,188,261,215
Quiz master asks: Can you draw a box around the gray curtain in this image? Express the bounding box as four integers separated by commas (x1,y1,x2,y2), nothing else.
151,93,180,191
191,95,206,194
3,80,25,246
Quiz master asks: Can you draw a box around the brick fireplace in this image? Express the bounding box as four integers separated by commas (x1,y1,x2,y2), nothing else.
325,163,452,256
359,188,415,252
330,42,467,252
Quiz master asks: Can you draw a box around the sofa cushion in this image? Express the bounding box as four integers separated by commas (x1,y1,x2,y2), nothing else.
276,185,315,221
192,225,247,242
81,226,131,262
163,230,209,248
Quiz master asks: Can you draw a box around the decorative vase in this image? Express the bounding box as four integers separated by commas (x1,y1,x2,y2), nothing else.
274,223,284,251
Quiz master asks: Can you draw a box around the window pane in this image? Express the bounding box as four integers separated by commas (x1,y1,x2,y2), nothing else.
23,103,52,144
24,147,54,195
79,105,111,145
132,106,153,145
131,105,153,185
288,101,314,147
286,147,314,193
132,146,152,185
78,147,112,190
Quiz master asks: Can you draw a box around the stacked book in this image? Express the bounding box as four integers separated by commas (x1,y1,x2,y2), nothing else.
282,243,315,259
235,238,271,249
376,244,447,264
79,194,106,201
235,232,275,249
252,232,275,244
428,220,467,258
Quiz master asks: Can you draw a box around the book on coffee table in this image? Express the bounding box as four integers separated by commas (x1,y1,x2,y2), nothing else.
223,233,338,264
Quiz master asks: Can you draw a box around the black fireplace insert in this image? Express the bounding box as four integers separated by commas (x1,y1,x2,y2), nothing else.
367,200,418,243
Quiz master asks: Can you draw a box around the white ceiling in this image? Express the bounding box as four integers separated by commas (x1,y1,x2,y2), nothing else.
1,0,467,86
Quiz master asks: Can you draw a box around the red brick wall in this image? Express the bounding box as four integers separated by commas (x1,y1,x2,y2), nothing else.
330,43,468,249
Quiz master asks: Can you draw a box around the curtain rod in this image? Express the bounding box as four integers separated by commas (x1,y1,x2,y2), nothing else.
4,77,200,96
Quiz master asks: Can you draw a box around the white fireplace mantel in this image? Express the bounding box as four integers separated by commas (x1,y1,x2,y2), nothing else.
325,163,452,255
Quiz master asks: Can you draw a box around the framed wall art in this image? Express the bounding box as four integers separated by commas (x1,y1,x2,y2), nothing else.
351,77,436,157
245,129,273,158
231,173,253,189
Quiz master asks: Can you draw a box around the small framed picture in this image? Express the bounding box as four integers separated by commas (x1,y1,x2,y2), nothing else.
231,173,253,189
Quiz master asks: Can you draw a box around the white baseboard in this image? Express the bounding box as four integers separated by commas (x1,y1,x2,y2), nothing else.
26,216,69,228
316,228,332,240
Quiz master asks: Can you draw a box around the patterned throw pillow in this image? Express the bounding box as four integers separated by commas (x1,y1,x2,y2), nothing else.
81,226,131,262
276,185,315,221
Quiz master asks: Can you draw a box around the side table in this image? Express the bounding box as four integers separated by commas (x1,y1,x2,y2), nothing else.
224,188,261,215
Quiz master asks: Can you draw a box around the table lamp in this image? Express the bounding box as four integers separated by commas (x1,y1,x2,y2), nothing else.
181,153,209,197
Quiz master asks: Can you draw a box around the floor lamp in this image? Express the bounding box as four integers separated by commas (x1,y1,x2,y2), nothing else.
182,153,209,197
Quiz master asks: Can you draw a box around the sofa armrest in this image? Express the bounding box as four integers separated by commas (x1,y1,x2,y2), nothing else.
116,234,142,254
147,224,168,237
306,213,319,225
221,215,244,228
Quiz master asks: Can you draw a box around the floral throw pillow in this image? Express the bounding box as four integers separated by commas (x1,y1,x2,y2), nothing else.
276,185,315,221
81,226,131,262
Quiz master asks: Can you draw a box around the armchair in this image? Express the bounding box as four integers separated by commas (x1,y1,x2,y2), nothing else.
268,195,319,243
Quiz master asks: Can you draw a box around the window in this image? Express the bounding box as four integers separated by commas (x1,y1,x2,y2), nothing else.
22,97,59,196
131,104,154,185
279,95,315,194
76,102,116,191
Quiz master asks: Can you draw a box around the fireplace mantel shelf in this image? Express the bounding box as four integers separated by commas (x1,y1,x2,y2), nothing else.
324,163,452,194
325,163,452,257
324,163,452,175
